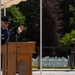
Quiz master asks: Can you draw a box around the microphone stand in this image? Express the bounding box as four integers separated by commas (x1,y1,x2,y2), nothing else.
16,33,19,72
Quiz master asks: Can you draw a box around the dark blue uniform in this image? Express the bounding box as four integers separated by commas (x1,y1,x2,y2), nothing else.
1,27,9,45
1,27,18,45
1,16,18,70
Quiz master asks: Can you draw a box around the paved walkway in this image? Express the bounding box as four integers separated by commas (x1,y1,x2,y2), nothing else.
33,71,75,75
33,70,75,75
1,69,75,75
32,69,75,75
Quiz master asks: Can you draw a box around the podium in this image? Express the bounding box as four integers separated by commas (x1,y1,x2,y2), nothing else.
1,42,36,75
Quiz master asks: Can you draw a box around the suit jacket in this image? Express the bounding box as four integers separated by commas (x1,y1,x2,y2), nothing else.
1,27,8,45
1,27,18,45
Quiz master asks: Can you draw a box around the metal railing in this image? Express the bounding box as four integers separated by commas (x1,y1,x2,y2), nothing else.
33,46,75,69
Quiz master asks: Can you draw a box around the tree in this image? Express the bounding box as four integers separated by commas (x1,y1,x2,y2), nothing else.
17,0,40,46
42,0,62,46
60,30,75,46
59,0,70,34
6,6,25,29
69,3,75,31
71,0,75,6
60,0,75,45
59,0,75,34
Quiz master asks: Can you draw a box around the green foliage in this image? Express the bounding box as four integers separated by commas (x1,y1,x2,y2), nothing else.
59,0,70,34
17,0,40,45
60,30,75,46
69,4,75,26
6,6,25,29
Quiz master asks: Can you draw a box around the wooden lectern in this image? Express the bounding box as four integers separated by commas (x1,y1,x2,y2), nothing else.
1,42,36,75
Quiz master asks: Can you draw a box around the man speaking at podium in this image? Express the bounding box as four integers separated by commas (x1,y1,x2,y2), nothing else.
1,16,24,45
1,16,24,71
1,16,35,75
1,16,11,45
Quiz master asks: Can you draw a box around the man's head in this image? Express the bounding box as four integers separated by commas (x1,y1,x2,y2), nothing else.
1,16,10,29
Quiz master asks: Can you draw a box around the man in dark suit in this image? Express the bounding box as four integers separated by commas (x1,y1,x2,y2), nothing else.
1,16,24,45
1,16,19,45
1,16,24,71
1,16,14,70
1,16,10,45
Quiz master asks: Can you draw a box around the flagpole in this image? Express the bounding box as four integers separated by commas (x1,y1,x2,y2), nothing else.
40,0,42,75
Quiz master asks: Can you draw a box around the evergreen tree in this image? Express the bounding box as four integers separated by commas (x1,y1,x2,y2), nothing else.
69,0,75,31
42,0,62,46
60,0,70,34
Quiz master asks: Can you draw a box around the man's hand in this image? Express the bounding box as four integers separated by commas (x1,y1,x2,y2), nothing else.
17,25,24,34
